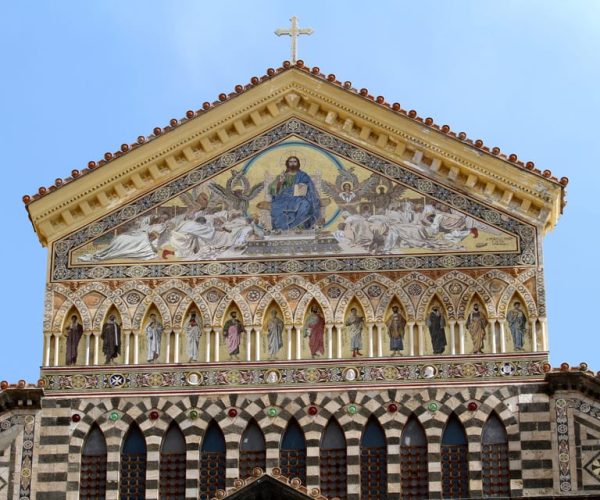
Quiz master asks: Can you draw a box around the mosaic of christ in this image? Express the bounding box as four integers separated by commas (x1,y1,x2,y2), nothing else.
73,140,517,263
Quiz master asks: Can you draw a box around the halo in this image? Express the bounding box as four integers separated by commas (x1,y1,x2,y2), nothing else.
279,150,309,169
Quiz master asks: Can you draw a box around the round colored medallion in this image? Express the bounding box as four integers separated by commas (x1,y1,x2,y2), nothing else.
71,414,81,423
387,403,398,413
189,410,199,420
228,408,238,418
149,410,159,421
428,402,439,412
267,407,279,417
467,402,478,412
308,406,318,416
347,404,358,415
109,411,120,422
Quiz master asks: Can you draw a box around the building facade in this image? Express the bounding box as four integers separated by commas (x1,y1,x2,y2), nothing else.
1,62,598,499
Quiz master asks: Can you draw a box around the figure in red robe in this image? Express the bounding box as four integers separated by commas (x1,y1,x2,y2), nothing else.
304,305,325,358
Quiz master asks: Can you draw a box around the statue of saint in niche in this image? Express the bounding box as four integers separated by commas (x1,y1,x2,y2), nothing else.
185,311,202,362
427,306,447,355
101,314,121,365
223,311,245,361
386,305,406,355
65,315,83,366
466,303,488,354
145,314,163,363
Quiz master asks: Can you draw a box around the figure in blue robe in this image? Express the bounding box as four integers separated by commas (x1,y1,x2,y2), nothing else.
269,156,321,231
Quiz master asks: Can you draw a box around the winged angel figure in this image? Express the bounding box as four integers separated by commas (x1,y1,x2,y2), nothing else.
320,168,380,211
208,170,264,212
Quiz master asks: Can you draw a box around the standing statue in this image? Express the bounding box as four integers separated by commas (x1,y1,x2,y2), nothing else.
346,307,365,357
101,314,121,365
266,310,284,357
466,303,488,354
303,305,325,358
145,314,163,363
507,301,527,351
65,314,83,366
185,312,202,362
268,156,321,231
427,306,447,355
223,311,245,361
386,305,406,355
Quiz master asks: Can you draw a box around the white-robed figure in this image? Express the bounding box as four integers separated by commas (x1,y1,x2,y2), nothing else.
185,311,202,362
346,307,365,358
145,314,163,363
266,310,284,357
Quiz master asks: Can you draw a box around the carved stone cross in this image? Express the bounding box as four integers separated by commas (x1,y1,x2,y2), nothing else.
274,16,314,64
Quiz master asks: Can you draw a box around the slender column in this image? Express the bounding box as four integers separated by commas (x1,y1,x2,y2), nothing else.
205,328,212,362
246,328,252,361
124,332,130,365
490,320,497,354
44,334,51,367
93,333,100,365
499,321,506,353
286,326,293,360
458,320,466,355
407,322,415,356
174,330,180,363
165,331,171,363
255,329,261,361
376,323,384,357
326,325,333,359
336,324,343,358
531,319,538,352
134,334,139,364
85,334,91,366
367,323,374,357
449,320,456,355
53,335,60,366
296,326,302,360
214,328,220,362
540,317,548,351
417,322,425,356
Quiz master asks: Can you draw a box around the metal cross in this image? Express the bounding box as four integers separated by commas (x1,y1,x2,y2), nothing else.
274,16,314,64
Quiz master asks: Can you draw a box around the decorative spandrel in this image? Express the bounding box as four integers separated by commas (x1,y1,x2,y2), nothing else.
70,137,518,267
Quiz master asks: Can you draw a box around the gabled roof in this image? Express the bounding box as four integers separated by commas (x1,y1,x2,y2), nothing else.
24,61,566,246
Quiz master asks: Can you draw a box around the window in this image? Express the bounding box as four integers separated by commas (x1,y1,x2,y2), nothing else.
239,419,266,478
120,424,147,500
159,423,186,500
199,420,226,500
441,414,469,499
360,416,387,499
400,415,428,499
482,413,510,497
280,418,307,484
320,418,347,499
80,424,107,500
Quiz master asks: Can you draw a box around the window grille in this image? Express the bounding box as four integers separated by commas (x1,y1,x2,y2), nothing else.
159,423,186,500
80,424,107,500
280,418,307,484
360,417,387,499
199,421,226,500
120,424,147,500
441,414,469,499
400,416,429,499
320,419,347,499
482,413,510,497
239,419,266,479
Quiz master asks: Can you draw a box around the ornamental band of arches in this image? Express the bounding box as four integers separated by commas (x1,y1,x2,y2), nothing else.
67,389,520,499
43,271,547,367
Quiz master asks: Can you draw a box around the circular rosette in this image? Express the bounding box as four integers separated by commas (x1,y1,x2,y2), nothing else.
460,363,477,378
226,370,241,384
382,366,399,381
303,368,320,383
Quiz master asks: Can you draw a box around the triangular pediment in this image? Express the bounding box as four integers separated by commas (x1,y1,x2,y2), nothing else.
26,66,564,251
49,119,536,281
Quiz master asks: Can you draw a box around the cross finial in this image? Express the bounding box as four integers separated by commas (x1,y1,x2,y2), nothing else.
274,16,314,64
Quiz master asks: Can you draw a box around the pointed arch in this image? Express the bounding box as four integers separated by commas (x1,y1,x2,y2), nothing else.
482,412,510,496
320,418,347,499
375,285,415,322
172,296,210,331
199,420,226,500
280,417,306,484
159,422,186,499
80,424,107,500
120,423,147,499
52,299,91,333
254,289,292,325
360,416,387,499
335,288,375,323
400,414,428,499
214,294,253,328
239,419,266,479
498,281,537,319
132,294,171,331
441,413,469,498
92,295,131,331
414,274,454,320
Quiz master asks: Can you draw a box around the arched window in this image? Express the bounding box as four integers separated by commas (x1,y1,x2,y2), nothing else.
482,413,510,497
80,424,107,500
239,419,266,478
320,418,347,499
120,424,147,499
199,420,226,500
280,418,307,484
360,416,387,499
400,415,428,499
159,423,186,500
441,414,469,499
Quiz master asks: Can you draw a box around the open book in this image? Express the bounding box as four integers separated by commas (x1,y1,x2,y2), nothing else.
293,183,308,196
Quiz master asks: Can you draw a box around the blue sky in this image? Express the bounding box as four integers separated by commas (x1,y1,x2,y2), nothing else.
1,1,598,381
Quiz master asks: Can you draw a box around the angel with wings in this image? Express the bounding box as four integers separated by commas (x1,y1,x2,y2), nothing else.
369,178,407,214
320,168,379,212
208,170,264,213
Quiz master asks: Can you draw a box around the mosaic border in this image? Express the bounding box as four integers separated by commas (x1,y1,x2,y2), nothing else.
41,356,547,395
51,119,536,281
0,414,35,500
